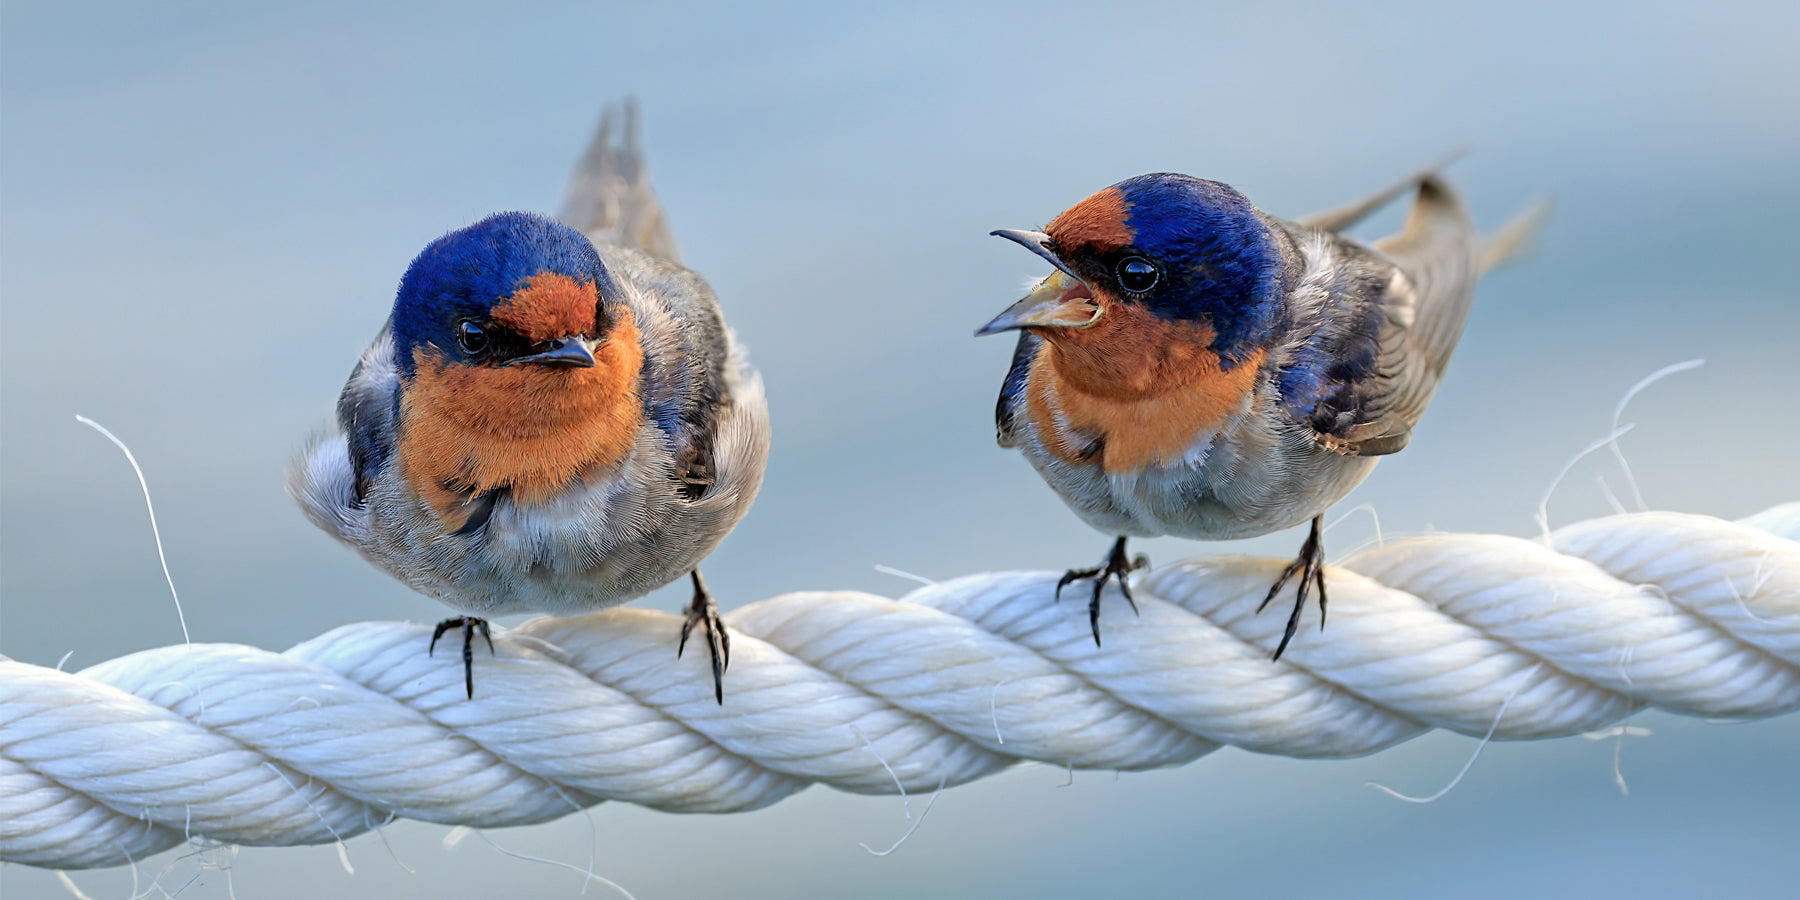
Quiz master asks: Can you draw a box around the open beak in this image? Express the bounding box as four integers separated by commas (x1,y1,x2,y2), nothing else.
507,334,599,368
977,229,1100,336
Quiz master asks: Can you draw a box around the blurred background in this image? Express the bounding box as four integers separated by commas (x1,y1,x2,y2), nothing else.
3,1,1797,897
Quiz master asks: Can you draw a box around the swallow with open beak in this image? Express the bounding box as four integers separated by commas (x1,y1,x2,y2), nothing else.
980,164,1541,658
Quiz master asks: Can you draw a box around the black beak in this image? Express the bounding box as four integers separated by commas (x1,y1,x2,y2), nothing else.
508,335,598,368
990,228,1083,281
978,228,1103,336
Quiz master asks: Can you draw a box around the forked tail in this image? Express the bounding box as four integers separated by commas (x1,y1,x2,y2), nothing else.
558,98,682,262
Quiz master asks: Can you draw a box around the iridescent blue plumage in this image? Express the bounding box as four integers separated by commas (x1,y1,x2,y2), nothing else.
1113,174,1283,364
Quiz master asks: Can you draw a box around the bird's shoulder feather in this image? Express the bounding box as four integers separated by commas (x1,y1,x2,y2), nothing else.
1271,223,1415,456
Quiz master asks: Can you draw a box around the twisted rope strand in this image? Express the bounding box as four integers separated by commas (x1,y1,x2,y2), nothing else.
3,507,1795,870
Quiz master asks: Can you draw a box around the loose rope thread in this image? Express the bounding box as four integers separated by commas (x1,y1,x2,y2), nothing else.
3,507,1796,870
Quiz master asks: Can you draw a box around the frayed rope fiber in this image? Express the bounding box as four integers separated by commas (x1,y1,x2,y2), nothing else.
4,506,1796,870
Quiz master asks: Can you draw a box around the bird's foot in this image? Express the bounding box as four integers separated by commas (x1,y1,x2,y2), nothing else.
429,616,494,699
678,570,731,704
1055,536,1150,647
1255,515,1328,661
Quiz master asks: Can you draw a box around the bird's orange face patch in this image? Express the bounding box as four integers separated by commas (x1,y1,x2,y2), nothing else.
1025,304,1265,473
490,272,601,342
397,306,644,521
1046,187,1135,254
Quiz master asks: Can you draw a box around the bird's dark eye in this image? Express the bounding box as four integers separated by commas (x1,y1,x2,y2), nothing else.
1117,257,1160,294
457,321,489,355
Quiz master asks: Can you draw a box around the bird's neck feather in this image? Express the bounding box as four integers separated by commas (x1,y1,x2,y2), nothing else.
1040,303,1234,399
397,306,644,516
1027,304,1267,473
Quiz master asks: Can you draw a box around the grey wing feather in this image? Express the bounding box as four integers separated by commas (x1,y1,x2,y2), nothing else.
1298,148,1468,234
337,324,402,502
1476,196,1553,274
1366,176,1479,434
1279,177,1477,457
1307,189,1547,452
598,244,733,495
558,98,682,263
285,323,398,545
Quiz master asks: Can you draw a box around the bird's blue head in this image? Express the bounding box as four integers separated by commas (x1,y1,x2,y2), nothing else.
385,212,649,516
391,211,623,378
979,173,1282,366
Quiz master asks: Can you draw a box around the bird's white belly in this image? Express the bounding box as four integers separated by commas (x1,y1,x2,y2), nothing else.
1020,414,1379,542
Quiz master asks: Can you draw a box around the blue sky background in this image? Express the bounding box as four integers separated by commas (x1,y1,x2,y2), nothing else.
3,1,1797,897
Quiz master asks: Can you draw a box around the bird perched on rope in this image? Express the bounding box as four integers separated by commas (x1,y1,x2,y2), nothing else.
979,162,1544,659
289,102,770,700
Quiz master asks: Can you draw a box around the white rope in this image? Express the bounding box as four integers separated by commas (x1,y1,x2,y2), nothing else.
3,507,1795,870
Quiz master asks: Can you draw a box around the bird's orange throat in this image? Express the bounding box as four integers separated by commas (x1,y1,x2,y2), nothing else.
398,307,645,522
1025,305,1266,474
